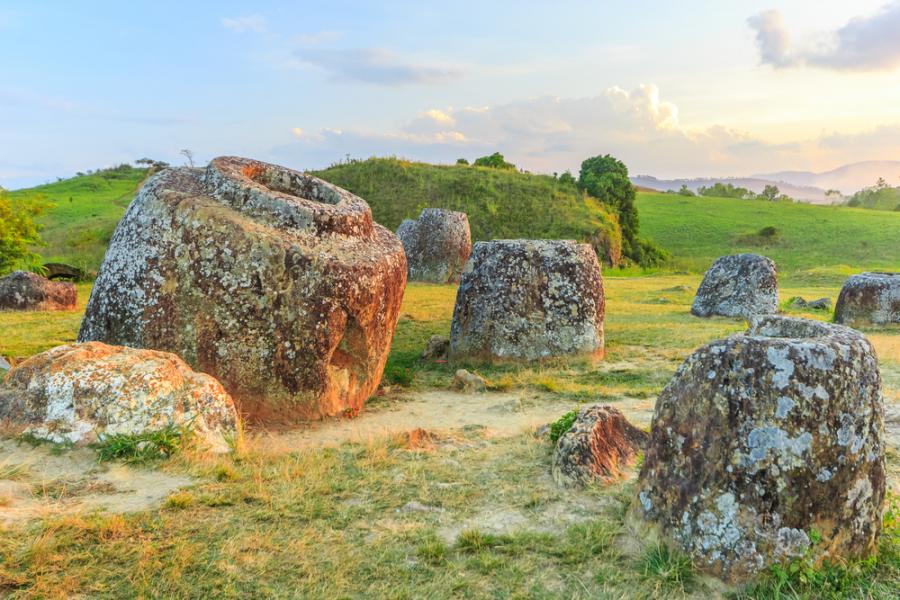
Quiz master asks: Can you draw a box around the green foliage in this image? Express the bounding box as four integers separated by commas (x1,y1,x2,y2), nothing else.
677,184,694,197
94,425,190,464
697,182,755,199
8,165,148,273
577,154,656,265
846,180,900,211
472,152,515,170
455,158,469,165
558,170,576,185
313,158,624,266
0,191,48,275
549,410,578,443
638,543,695,591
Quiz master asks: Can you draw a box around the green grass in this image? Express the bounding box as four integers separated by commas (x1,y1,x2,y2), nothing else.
314,158,622,260
94,425,190,464
9,166,147,273
636,191,900,284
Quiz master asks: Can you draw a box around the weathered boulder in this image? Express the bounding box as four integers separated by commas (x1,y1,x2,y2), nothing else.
450,240,604,361
78,157,407,424
421,335,450,361
691,254,778,319
396,208,472,283
452,369,486,393
0,342,238,451
0,271,76,311
552,405,648,487
635,316,885,582
835,272,900,326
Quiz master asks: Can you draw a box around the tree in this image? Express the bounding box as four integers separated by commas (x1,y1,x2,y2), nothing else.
0,192,47,275
455,158,469,165
558,170,576,185
473,152,516,170
759,184,780,201
677,184,694,196
577,154,643,260
180,149,195,168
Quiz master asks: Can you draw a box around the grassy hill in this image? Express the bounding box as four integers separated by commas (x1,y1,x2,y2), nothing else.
10,165,148,273
313,158,623,264
636,191,900,283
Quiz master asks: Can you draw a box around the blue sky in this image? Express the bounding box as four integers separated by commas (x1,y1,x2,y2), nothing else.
2,0,900,188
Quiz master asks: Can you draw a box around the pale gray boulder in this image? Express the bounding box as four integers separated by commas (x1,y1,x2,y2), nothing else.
834,272,900,326
396,208,472,283
691,254,778,319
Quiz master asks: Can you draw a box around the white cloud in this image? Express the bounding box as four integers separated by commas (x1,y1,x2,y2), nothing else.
749,3,900,71
295,31,343,46
292,48,462,86
222,15,266,34
271,84,900,178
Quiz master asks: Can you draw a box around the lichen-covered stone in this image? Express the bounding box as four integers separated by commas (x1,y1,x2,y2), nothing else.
635,316,885,582
834,272,900,326
552,405,648,487
691,254,778,319
396,208,472,283
452,369,486,393
0,271,76,311
78,157,407,424
0,342,237,451
450,240,604,361
421,335,450,361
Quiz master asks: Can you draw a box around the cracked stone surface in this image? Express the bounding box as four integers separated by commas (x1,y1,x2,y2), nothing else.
450,239,604,361
0,271,76,311
0,342,237,451
635,316,885,582
835,272,900,326
691,254,778,319
396,208,471,283
78,157,407,424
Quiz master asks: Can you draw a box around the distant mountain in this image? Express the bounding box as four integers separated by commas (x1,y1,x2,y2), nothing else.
753,161,900,196
630,175,833,204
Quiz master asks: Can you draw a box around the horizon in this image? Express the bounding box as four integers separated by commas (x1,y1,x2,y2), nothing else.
3,1,900,189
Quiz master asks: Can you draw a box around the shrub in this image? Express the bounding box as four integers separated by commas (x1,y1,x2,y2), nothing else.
549,410,578,443
0,192,48,275
473,152,516,170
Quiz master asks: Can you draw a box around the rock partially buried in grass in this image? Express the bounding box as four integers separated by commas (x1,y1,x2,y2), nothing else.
421,335,450,361
691,254,778,319
0,342,238,452
452,369,486,393
78,157,407,424
834,272,900,326
552,405,648,487
396,208,472,283
634,316,885,582
450,239,605,361
787,296,832,311
0,271,76,311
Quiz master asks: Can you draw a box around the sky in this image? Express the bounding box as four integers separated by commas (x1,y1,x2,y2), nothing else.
2,0,900,189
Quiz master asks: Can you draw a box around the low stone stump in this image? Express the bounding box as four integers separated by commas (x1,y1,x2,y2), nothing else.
0,271,76,311
691,254,778,319
449,239,604,361
0,342,238,452
835,272,900,326
552,405,647,487
634,316,885,582
396,208,472,283
78,156,407,424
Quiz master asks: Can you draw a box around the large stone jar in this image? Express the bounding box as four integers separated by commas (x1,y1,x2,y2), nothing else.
79,157,407,424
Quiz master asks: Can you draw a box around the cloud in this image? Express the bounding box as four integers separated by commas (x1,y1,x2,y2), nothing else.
749,3,900,71
222,15,266,34
292,48,462,85
295,31,343,46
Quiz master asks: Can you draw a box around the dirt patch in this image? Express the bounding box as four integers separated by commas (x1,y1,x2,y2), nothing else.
254,390,656,453
0,440,193,524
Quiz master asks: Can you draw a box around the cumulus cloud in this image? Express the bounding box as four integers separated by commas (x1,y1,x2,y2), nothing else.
222,15,266,34
292,48,462,86
749,3,900,71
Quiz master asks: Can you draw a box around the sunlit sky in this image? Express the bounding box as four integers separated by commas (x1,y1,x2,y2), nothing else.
2,0,900,188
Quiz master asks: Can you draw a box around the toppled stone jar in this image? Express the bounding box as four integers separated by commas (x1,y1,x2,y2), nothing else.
78,157,407,424
691,254,778,319
634,316,885,582
834,272,900,326
0,270,76,311
449,239,604,361
396,208,472,283
552,405,648,487
0,342,238,452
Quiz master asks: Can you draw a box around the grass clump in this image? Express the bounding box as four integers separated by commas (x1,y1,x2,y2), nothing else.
638,543,695,592
94,425,189,464
549,410,578,444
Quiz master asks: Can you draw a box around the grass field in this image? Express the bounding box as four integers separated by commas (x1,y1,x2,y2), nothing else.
0,279,898,598
636,192,900,283
9,166,147,274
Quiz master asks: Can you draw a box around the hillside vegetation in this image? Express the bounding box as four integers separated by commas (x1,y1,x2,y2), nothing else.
10,165,148,273
636,191,900,282
314,158,624,265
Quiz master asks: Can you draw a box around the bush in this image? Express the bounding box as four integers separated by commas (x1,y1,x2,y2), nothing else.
455,158,469,165
0,192,48,275
473,152,516,170
549,411,578,443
